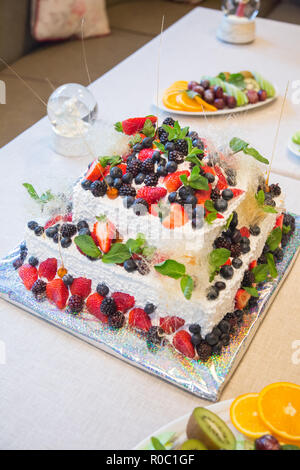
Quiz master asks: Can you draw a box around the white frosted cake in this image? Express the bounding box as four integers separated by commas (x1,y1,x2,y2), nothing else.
16,116,295,361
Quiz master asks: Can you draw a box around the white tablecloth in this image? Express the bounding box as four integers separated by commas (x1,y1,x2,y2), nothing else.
0,7,300,450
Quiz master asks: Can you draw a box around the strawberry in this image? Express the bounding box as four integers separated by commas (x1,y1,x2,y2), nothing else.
231,188,244,197
223,259,232,266
128,308,151,331
195,186,212,205
275,213,284,230
159,316,185,334
202,165,216,176
38,258,57,281
136,186,167,205
92,220,116,253
70,277,92,299
111,292,135,313
215,166,228,191
116,163,127,175
46,278,69,309
235,288,251,310
138,149,157,162
249,260,257,270
85,160,106,182
163,171,190,193
86,293,107,322
63,213,73,222
19,264,38,290
173,330,195,359
162,204,189,229
240,226,250,238
44,215,62,229
117,116,157,135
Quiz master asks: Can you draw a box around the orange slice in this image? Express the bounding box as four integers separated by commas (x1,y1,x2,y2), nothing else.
230,393,270,439
175,92,204,112
258,382,300,443
162,90,183,110
194,95,217,112
167,80,188,91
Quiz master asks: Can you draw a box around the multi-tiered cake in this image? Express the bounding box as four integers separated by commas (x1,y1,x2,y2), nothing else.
15,116,295,361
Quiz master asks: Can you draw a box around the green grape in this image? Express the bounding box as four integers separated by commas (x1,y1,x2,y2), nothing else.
251,71,276,97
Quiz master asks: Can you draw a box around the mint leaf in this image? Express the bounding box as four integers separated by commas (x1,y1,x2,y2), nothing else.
126,233,146,254
154,259,186,280
255,189,265,206
262,205,277,214
230,137,249,153
217,72,226,81
23,183,54,205
228,73,245,89
182,166,209,191
142,119,155,137
267,227,282,251
102,243,131,264
204,199,216,213
225,213,233,230
179,174,189,186
244,146,269,164
244,286,259,297
74,235,102,259
252,264,269,283
179,126,189,139
162,124,177,141
180,275,194,300
153,141,165,152
186,89,198,99
114,121,123,133
95,214,107,222
185,154,203,167
129,133,142,146
98,155,121,168
282,224,291,234
151,437,166,451
205,212,218,224
209,248,231,268
266,252,278,278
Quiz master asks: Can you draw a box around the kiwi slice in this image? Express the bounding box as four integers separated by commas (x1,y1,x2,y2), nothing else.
186,407,236,450
180,439,207,450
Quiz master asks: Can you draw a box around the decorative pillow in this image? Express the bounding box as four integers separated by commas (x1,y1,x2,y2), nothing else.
31,0,110,42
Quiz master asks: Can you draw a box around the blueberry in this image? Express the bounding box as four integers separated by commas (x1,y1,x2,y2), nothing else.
212,342,222,355
241,236,250,245
61,237,72,248
205,333,219,346
220,333,230,346
232,258,243,269
63,274,74,286
178,186,192,199
45,226,57,238
215,281,226,291
192,205,204,219
250,224,260,236
27,220,38,231
213,198,228,213
227,175,236,186
124,259,137,272
207,287,219,300
144,303,156,315
78,227,91,236
132,199,148,216
113,177,122,189
231,229,242,244
205,172,215,183
13,258,23,270
219,320,230,334
151,151,161,162
28,256,39,267
81,179,92,190
165,142,175,152
77,220,89,231
191,334,202,346
273,247,284,262
122,172,133,184
53,233,59,244
105,175,114,187
133,143,143,153
220,265,234,280
135,173,146,185
241,243,250,254
34,226,44,236
166,161,177,173
222,189,233,201
157,165,168,177
123,196,135,209
168,192,177,203
110,166,123,179
142,137,154,148
185,194,197,206
189,323,201,334
96,283,109,296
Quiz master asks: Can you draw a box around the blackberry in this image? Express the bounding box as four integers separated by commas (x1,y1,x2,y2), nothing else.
210,188,221,202
91,180,107,197
168,150,185,164
257,253,267,264
242,270,255,287
264,196,276,207
174,139,188,155
269,183,281,197
281,233,289,248
136,257,151,275
230,243,242,258
224,312,239,331
61,223,77,238
68,294,84,314
127,159,141,177
219,320,230,334
100,297,117,316
28,256,39,267
108,311,125,329
132,198,149,216
248,296,258,308
32,279,47,300
220,333,230,346
163,117,175,126
273,247,284,262
96,282,109,296
157,126,168,144
141,158,155,174
283,213,295,231
196,341,212,362
119,184,136,197
144,174,158,187
212,342,222,355
214,236,231,250
147,326,164,346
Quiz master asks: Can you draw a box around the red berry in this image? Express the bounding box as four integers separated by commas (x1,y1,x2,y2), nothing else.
46,278,69,309
231,188,244,197
136,186,167,205
85,160,106,182
119,116,157,136
44,215,62,229
92,220,116,254
240,227,250,238
163,170,190,193
111,292,135,313
86,293,107,323
214,166,228,191
19,264,38,290
173,330,195,359
137,149,156,162
159,316,185,334
235,288,251,310
128,308,151,331
38,258,57,281
70,277,92,299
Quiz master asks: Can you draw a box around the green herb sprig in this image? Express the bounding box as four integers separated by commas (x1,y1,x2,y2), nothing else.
209,248,231,282
255,190,277,214
154,259,194,300
229,137,269,165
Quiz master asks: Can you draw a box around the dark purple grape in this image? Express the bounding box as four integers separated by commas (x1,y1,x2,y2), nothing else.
200,79,210,90
193,85,204,97
226,95,237,109
255,435,281,451
247,90,259,104
188,80,199,90
258,89,267,101
214,98,225,110
204,89,214,104
214,86,223,99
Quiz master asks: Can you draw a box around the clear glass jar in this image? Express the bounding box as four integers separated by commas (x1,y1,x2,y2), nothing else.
222,0,260,20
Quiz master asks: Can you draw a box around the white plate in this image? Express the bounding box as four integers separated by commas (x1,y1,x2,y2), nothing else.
155,89,277,117
288,135,300,157
134,399,250,450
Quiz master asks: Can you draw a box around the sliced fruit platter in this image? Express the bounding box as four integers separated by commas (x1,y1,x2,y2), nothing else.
135,382,300,451
160,71,277,115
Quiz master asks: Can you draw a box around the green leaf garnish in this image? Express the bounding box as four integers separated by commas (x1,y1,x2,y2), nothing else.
142,118,156,137
180,166,209,191
114,121,123,133
23,183,55,206
150,437,166,451
74,235,102,259
266,226,282,251
153,141,165,152
227,73,245,89
255,190,277,214
102,243,131,264
225,213,234,230
209,248,231,281
186,89,198,99
154,259,186,279
125,233,146,255
98,155,122,168
129,133,142,146
180,275,194,300
162,120,189,141
252,264,269,283
204,199,218,224
243,146,269,165
281,444,300,450
244,286,259,297
230,138,269,164
266,252,278,278
282,224,291,234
